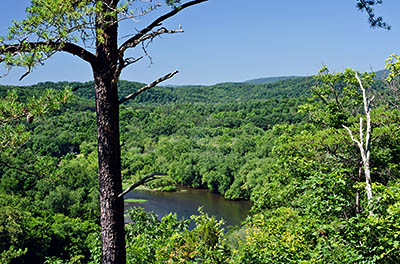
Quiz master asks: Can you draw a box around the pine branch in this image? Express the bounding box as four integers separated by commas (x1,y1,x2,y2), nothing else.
0,41,97,65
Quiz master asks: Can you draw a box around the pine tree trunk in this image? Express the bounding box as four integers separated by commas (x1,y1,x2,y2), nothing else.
94,72,125,264
94,1,126,263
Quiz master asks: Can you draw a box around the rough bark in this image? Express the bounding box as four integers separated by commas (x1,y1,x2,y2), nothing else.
94,73,125,264
94,1,126,263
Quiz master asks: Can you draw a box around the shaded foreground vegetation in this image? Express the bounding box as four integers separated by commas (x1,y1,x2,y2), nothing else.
1,71,400,263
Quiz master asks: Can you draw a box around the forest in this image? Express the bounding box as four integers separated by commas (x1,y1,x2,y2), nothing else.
1,61,400,263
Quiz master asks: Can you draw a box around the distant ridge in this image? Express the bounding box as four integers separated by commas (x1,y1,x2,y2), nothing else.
1,70,388,105
243,76,302,84
374,69,389,80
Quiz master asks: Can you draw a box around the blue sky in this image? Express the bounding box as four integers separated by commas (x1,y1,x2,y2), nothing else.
1,0,400,86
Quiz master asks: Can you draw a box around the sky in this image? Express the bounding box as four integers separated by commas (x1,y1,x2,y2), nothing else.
1,0,400,86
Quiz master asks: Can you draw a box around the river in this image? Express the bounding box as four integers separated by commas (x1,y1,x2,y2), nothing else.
124,185,252,228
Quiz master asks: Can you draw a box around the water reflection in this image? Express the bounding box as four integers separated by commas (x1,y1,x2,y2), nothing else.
124,185,252,227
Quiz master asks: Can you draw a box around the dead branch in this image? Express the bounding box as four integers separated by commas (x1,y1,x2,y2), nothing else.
122,27,184,52
119,70,178,104
124,56,143,68
19,65,32,81
114,56,143,81
118,172,167,198
118,0,207,53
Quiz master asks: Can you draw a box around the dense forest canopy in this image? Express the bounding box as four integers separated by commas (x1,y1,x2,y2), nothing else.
1,65,400,263
1,0,399,263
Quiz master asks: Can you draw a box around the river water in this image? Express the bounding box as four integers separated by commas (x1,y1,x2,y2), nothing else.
124,185,252,227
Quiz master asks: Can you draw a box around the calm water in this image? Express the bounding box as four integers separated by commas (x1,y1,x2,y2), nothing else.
124,186,252,227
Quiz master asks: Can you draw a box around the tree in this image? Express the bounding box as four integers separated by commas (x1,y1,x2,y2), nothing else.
0,1,207,263
299,67,377,215
0,88,70,179
342,73,374,216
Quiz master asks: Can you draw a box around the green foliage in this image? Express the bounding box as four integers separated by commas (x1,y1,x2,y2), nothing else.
165,0,182,8
0,246,27,264
122,207,228,264
299,66,375,128
0,88,70,151
385,54,400,83
231,208,357,264
0,193,98,264
1,63,399,263
0,86,99,263
248,65,400,263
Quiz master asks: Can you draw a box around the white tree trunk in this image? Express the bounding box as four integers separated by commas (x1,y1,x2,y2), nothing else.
343,73,374,216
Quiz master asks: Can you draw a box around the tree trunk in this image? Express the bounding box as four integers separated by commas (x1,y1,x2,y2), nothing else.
344,73,374,217
94,1,125,263
94,72,125,264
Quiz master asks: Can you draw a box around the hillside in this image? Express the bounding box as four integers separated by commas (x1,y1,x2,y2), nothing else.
243,75,302,84
1,68,400,263
3,69,389,106
0,76,314,106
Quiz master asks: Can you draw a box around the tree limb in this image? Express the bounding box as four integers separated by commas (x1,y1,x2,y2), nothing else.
118,172,167,198
114,56,143,81
343,124,358,143
121,27,184,53
0,41,97,66
118,0,207,53
119,70,178,104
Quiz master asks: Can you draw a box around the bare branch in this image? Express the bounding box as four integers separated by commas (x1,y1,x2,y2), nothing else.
119,70,178,104
121,27,184,52
355,73,368,114
355,73,373,160
0,66,11,79
118,172,167,198
345,73,374,215
343,124,362,149
369,95,375,108
116,2,163,24
19,65,32,81
62,42,97,65
119,0,207,53
124,56,143,68
359,116,364,151
114,56,143,81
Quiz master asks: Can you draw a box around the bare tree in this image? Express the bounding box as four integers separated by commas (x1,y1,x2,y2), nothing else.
342,73,374,216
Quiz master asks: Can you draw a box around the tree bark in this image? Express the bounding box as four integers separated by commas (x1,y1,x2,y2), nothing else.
94,72,125,264
94,1,126,263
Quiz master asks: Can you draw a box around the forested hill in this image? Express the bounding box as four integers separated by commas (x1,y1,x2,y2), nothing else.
0,76,314,105
1,68,400,263
2,72,388,105
243,75,302,84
